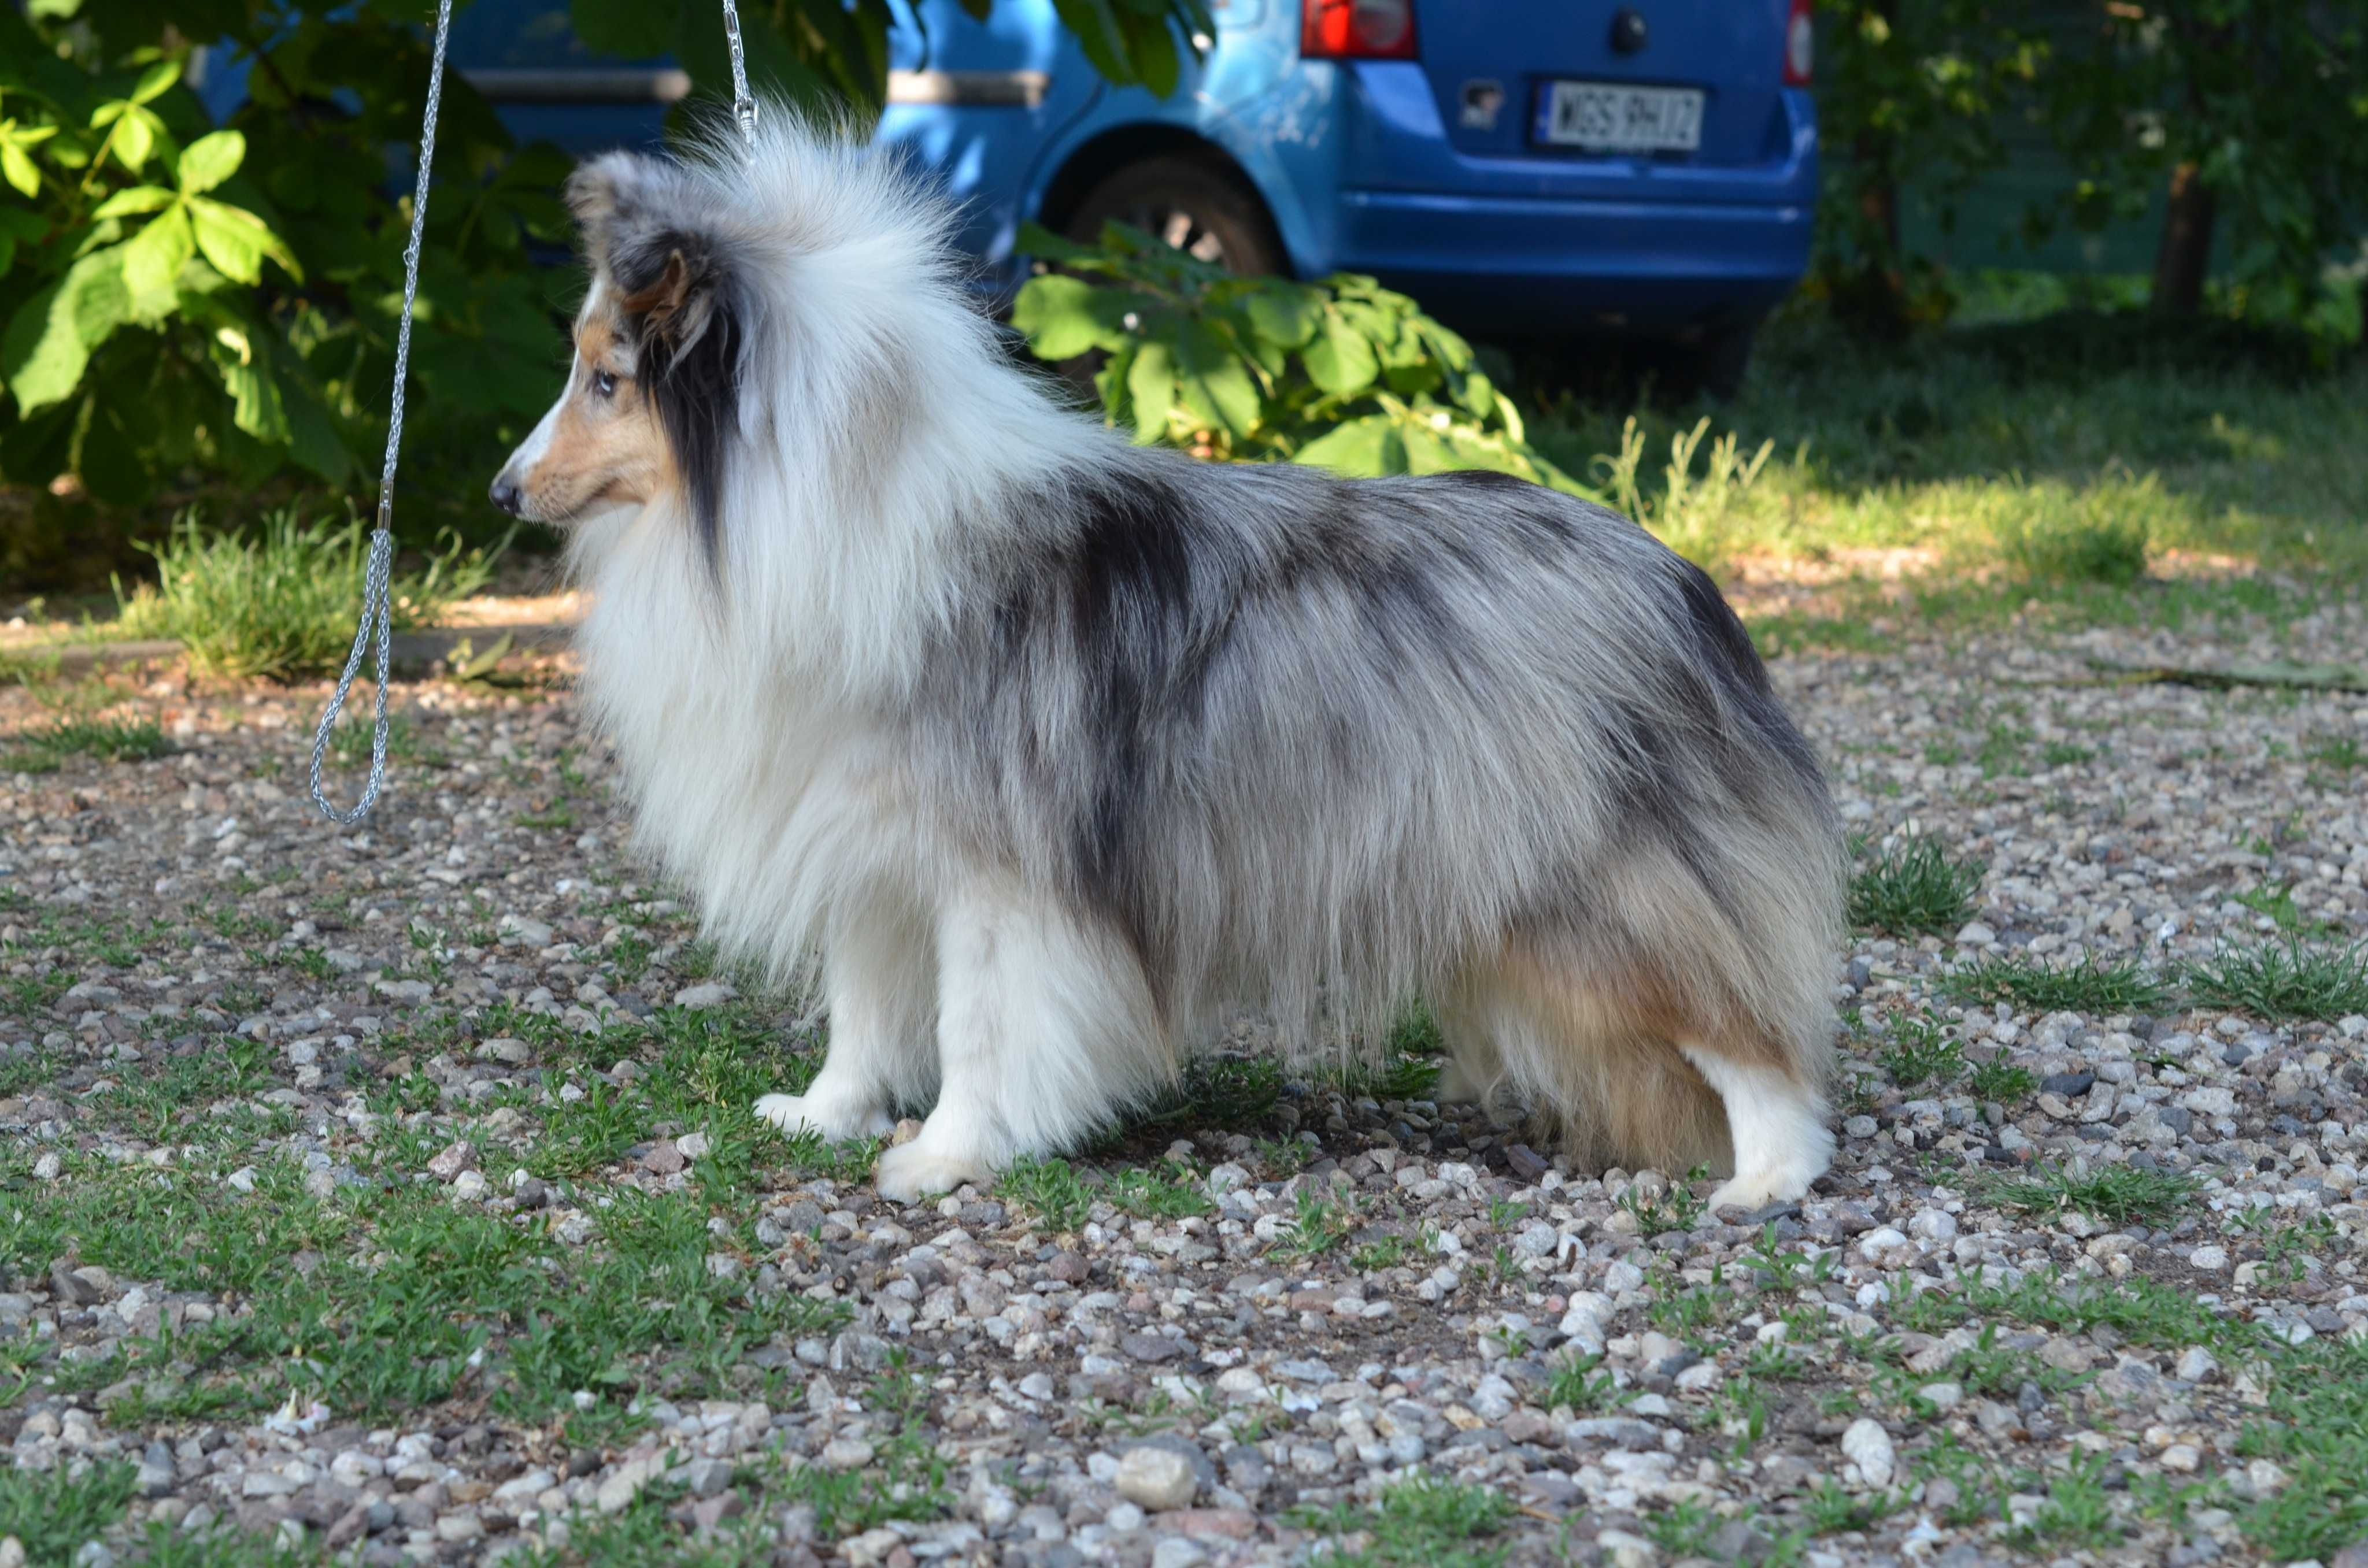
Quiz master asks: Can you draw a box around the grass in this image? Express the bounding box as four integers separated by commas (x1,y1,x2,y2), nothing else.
2,711,169,773
113,507,497,682
0,1460,140,1564
1982,1161,2200,1225
1523,303,2367,657
1849,837,1985,937
1875,1014,1962,1089
997,1155,1096,1233
1290,1472,1512,1568
1969,1059,2038,1103
1544,1352,1631,1414
2187,937,2368,1021
1941,951,2175,1013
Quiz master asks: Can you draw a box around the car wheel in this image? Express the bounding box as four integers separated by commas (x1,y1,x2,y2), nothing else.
1063,157,1287,277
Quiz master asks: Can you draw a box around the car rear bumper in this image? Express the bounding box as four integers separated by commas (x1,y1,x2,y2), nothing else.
1271,62,1817,336
1327,187,1812,336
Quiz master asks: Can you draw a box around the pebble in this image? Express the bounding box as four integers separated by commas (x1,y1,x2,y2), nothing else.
1114,1447,1198,1511
1842,1419,1896,1487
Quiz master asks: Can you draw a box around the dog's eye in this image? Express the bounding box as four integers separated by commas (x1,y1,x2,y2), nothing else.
592,369,618,398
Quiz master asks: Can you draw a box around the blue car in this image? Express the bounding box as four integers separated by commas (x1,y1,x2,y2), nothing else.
204,0,1819,390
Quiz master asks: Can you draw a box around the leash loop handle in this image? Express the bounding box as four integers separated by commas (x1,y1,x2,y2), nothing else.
309,0,452,825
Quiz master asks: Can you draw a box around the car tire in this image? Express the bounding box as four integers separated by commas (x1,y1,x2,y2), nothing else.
1063,157,1287,277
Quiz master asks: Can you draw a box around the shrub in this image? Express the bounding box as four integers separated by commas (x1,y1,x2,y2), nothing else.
114,508,495,682
1012,220,1583,491
1996,483,2154,587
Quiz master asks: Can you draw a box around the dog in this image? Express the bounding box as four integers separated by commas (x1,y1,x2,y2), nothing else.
489,112,1847,1210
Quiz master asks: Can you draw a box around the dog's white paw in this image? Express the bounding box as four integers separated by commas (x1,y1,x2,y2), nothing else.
754,1092,892,1142
872,1139,993,1205
1705,1158,1827,1215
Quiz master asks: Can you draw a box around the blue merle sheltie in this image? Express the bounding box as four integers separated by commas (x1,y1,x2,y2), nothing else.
489,112,1846,1208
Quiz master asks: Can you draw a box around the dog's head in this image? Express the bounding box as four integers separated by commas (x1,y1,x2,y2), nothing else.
490,152,742,562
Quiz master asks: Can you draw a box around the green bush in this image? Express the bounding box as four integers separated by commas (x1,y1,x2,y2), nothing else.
0,1,1209,539
115,507,494,681
1011,220,1583,490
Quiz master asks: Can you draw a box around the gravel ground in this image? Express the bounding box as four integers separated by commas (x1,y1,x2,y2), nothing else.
3,606,2366,1568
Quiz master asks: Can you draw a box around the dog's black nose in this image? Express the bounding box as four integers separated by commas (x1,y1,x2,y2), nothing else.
489,477,523,517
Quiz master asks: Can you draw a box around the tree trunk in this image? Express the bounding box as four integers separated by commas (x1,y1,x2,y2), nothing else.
2152,162,2216,316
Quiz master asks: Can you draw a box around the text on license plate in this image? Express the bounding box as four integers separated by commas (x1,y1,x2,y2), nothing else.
1534,81,1704,152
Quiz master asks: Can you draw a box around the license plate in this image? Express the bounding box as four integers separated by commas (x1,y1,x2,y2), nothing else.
1534,80,1704,153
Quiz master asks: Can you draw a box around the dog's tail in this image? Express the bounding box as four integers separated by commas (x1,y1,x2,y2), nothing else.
1443,561,1845,1184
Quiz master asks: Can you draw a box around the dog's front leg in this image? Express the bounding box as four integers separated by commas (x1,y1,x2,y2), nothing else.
756,893,937,1142
871,872,1167,1204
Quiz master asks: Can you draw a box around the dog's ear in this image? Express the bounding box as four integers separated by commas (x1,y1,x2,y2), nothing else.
615,237,727,364
564,151,658,270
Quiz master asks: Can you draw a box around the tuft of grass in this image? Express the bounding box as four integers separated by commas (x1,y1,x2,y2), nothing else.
3,712,169,773
1996,489,2152,587
1875,1013,1962,1088
1544,1352,1632,1414
1289,1471,1513,1568
2005,1450,2126,1552
1276,1190,1355,1259
1969,1059,2038,1103
1849,837,1986,937
1105,1158,1213,1220
114,507,498,682
2233,1338,2368,1560
1983,1161,2199,1224
1941,951,2174,1013
997,1155,1095,1233
0,1460,140,1563
2187,937,2368,1021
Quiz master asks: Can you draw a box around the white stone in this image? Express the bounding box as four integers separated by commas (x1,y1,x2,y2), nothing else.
1113,1446,1197,1511
1841,1418,1895,1487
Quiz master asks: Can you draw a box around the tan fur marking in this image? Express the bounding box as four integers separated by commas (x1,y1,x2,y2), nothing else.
512,312,675,523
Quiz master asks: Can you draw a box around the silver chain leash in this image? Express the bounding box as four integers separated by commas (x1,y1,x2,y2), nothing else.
308,0,453,825
719,0,760,148
313,0,750,825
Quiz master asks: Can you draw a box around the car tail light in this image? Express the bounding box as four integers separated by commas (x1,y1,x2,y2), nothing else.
1782,0,1814,85
1301,0,1419,61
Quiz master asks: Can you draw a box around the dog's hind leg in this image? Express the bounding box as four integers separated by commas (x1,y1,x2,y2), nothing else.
1470,941,1833,1207
1679,1043,1833,1215
872,872,1170,1204
1430,992,1509,1111
756,891,937,1142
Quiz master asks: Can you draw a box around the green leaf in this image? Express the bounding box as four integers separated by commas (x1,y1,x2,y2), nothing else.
1010,274,1126,359
210,329,290,445
1130,15,1181,99
1244,283,1323,349
112,105,158,172
176,129,243,195
0,250,128,412
130,57,183,106
1124,339,1174,444
1302,309,1379,396
1174,320,1260,438
189,197,299,284
1016,220,1107,268
1296,415,1405,477
91,185,175,220
121,205,193,310
0,142,36,198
